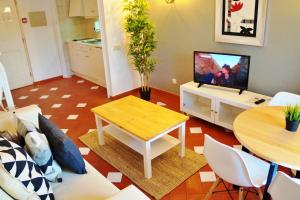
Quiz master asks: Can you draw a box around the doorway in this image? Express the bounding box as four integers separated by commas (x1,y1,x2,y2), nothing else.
0,0,33,89
16,0,63,82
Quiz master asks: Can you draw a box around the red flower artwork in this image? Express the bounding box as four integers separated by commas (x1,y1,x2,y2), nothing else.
230,2,243,12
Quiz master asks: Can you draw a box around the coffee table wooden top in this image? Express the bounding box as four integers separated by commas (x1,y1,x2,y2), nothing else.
233,106,300,170
91,95,189,141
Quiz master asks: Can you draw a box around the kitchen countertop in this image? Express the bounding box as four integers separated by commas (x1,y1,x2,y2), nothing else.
69,39,102,48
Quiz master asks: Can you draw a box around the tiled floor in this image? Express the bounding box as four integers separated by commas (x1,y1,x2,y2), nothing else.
10,76,288,200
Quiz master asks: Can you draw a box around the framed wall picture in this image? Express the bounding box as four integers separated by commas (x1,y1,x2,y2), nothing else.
215,0,268,46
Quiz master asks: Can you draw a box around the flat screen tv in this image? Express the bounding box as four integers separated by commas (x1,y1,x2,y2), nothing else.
194,51,250,94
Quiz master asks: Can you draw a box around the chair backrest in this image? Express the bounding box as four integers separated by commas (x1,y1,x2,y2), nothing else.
0,62,15,110
268,172,300,200
203,134,253,187
269,92,300,106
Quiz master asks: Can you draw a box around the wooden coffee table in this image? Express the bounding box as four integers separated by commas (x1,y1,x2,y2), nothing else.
91,95,189,179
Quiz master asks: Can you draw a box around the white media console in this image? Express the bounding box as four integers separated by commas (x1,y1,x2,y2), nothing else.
180,81,271,130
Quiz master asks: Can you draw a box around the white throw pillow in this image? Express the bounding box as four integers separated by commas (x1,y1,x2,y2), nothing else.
25,131,62,183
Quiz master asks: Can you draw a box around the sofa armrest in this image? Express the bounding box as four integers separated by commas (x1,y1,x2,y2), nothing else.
105,185,150,200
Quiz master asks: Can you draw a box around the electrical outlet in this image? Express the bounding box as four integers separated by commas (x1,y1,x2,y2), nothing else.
172,78,177,84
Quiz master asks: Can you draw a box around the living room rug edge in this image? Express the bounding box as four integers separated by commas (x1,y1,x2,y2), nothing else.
79,131,207,200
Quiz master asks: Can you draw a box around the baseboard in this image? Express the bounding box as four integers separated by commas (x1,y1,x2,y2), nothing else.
110,86,179,100
33,76,64,85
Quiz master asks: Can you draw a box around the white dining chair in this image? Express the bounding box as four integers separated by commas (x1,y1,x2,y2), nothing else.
203,134,270,200
269,91,300,177
0,62,15,111
269,91,300,106
268,171,300,200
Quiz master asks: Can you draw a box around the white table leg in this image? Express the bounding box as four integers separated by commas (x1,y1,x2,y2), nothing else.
178,122,186,157
143,142,152,179
95,114,104,145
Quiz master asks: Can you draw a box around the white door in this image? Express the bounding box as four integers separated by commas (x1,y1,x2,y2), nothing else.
16,0,62,82
0,0,32,89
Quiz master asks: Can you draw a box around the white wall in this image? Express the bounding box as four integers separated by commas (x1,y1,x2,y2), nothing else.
98,0,139,97
149,0,300,96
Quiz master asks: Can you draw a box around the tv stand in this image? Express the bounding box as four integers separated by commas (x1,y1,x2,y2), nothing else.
180,82,271,130
239,89,245,95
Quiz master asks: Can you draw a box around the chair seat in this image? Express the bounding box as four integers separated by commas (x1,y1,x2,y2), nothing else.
293,178,300,184
236,149,270,187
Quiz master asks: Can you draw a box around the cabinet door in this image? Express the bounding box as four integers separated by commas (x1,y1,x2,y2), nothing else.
69,0,84,17
83,0,98,18
180,90,215,123
91,47,106,86
214,99,247,130
68,43,81,72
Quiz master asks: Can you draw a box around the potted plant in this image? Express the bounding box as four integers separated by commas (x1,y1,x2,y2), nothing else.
285,105,300,132
124,0,157,101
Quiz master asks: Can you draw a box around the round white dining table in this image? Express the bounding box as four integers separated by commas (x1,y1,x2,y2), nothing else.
233,106,300,200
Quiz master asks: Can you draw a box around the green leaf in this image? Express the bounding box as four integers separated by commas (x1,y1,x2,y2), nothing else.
124,0,157,88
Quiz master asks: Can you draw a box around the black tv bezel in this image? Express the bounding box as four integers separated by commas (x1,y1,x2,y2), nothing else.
193,51,251,90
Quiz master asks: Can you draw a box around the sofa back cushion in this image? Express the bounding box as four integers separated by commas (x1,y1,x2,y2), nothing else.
0,111,16,133
0,105,41,134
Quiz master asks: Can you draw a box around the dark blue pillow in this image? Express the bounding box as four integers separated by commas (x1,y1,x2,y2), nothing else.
38,114,86,174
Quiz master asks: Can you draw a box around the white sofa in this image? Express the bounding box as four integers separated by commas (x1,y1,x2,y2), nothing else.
0,105,150,200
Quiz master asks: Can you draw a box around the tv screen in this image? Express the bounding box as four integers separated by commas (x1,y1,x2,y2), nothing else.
194,51,250,90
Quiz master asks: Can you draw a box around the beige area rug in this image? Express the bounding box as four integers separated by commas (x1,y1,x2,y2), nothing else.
79,131,207,200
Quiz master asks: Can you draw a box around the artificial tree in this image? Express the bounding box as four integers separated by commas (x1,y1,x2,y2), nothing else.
124,0,157,100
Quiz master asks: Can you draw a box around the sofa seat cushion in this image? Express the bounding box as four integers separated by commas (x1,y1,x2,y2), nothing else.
106,185,150,200
51,161,120,200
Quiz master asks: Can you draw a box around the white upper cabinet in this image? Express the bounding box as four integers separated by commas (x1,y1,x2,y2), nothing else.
69,0,98,18
83,0,98,18
69,0,83,17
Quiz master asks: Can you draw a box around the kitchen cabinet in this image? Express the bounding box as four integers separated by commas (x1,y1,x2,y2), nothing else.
83,0,98,18
68,42,106,87
69,0,98,18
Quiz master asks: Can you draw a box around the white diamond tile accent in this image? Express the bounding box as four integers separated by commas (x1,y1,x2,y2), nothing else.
107,172,123,183
157,102,167,106
194,146,204,154
79,147,90,156
88,129,96,133
40,95,49,99
233,145,243,150
190,127,202,134
90,86,99,90
61,129,68,134
18,96,28,100
62,94,71,99
51,104,62,108
44,115,52,119
67,115,78,120
200,172,217,183
77,80,85,83
77,103,87,108
50,87,58,91
30,88,39,92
